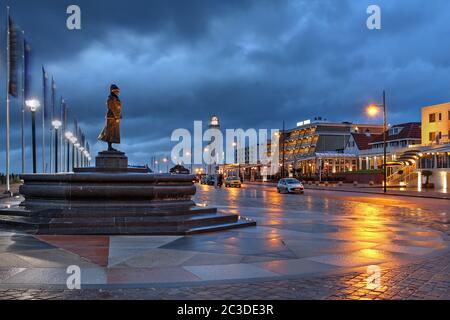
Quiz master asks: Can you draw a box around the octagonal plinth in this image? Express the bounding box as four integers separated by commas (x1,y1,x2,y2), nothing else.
0,160,256,234
96,150,128,169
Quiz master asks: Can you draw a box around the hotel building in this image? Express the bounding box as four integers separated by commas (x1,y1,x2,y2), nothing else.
281,118,383,177
414,103,450,191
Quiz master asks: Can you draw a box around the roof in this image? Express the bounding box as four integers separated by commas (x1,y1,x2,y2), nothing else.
369,122,421,144
351,133,382,150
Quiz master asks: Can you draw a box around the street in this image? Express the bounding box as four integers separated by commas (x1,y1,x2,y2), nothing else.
0,183,449,300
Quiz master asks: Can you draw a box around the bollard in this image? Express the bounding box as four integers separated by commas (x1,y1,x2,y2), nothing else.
353,181,358,187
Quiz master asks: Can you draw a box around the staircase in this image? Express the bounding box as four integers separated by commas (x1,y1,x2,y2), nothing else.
0,201,255,235
387,164,417,187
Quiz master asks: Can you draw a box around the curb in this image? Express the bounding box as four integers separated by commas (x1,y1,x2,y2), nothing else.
305,187,450,200
242,182,450,200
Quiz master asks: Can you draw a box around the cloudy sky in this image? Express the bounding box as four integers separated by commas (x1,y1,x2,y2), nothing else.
1,0,450,172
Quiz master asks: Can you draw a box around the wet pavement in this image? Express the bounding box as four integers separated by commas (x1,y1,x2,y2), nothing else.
0,184,449,299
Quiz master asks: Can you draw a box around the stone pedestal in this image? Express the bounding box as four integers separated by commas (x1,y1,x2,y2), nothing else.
96,150,128,169
0,149,256,235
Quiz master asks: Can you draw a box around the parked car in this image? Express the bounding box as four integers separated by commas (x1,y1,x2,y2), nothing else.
206,175,216,186
200,175,209,185
277,178,304,194
225,176,242,188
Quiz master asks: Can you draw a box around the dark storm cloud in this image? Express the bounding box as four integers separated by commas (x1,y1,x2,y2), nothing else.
1,0,450,172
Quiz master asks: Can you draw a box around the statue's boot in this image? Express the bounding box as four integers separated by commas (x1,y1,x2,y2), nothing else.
108,143,118,152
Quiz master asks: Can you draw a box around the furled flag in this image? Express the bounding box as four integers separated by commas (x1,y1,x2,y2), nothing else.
73,118,78,140
60,97,67,130
62,101,69,132
51,77,56,121
24,39,32,101
8,16,22,97
81,133,86,148
42,67,49,121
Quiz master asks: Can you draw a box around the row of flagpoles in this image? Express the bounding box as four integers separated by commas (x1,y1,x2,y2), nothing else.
3,7,92,195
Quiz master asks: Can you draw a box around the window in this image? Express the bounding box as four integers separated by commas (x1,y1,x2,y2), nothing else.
439,132,442,139
448,110,450,120
429,132,436,142
389,127,402,135
439,113,442,121
429,113,436,123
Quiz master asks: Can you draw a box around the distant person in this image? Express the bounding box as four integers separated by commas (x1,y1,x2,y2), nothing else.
218,174,223,188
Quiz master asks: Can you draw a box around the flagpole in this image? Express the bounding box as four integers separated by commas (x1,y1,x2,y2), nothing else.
50,77,54,173
60,97,63,171
4,6,11,195
42,67,46,173
21,31,25,174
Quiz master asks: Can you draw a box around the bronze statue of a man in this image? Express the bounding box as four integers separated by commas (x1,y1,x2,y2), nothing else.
98,84,122,151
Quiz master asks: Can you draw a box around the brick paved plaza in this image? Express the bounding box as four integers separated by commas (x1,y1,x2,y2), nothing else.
0,184,449,300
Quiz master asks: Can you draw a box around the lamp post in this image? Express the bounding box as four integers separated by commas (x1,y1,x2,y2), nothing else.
52,120,62,173
26,99,40,173
65,132,73,172
186,151,192,173
74,142,80,168
367,90,387,193
79,146,85,167
70,137,77,171
163,157,168,173
204,147,209,174
282,121,286,179
83,151,88,167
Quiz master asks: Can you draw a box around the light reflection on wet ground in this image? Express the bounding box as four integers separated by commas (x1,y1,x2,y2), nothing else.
193,183,449,272
0,183,448,289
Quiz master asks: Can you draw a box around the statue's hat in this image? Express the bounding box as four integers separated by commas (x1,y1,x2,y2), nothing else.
110,84,120,91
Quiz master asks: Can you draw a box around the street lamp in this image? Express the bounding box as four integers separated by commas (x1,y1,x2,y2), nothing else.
65,132,73,172
367,90,387,193
52,120,62,173
83,150,89,167
163,157,168,173
79,146,85,167
74,142,81,168
186,151,192,173
70,137,77,170
26,99,40,173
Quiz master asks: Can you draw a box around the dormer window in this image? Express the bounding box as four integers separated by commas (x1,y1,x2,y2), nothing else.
389,127,402,136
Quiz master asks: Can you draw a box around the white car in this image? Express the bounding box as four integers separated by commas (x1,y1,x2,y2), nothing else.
277,178,304,194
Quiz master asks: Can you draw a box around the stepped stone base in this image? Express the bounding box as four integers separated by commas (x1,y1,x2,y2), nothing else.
0,150,256,235
96,150,128,169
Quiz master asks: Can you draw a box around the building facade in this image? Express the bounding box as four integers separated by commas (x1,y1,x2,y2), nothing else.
421,102,450,145
347,122,422,171
282,118,383,178
415,103,450,191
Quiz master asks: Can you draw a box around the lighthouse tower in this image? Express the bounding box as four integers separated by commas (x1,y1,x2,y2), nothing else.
207,115,220,174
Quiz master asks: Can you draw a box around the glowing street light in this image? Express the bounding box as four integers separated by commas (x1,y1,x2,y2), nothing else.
163,157,169,173
65,132,73,172
366,90,387,193
367,105,380,117
26,99,41,173
26,99,40,112
52,120,62,130
52,120,62,173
